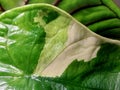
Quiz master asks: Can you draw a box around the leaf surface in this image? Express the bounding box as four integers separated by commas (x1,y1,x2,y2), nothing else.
0,0,120,39
0,4,120,90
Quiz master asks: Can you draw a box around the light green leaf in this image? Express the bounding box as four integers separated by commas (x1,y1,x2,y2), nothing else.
0,0,120,39
0,4,120,90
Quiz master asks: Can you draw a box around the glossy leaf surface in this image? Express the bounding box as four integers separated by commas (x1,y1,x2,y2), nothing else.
0,0,120,39
0,4,120,90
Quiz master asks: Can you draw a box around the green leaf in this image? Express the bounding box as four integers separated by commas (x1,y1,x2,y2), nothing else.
60,43,120,90
0,0,25,10
0,11,46,74
0,0,120,39
0,4,120,90
65,0,120,39
28,0,55,4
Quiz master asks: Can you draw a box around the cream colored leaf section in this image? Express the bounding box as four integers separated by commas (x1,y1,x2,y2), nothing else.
34,21,101,77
